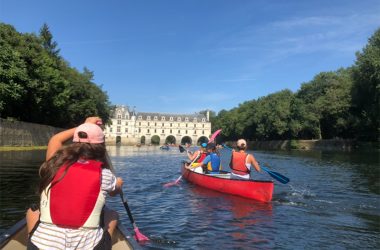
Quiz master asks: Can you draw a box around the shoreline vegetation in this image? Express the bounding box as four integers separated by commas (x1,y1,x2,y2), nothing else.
1,23,379,144
1,140,378,152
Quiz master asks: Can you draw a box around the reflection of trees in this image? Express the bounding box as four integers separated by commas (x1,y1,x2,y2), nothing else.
275,150,380,195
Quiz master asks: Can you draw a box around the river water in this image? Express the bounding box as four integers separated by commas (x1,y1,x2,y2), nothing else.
0,146,379,249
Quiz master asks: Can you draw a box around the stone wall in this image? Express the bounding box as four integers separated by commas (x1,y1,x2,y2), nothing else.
0,119,62,146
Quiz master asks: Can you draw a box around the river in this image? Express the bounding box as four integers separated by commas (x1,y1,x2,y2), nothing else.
0,146,379,249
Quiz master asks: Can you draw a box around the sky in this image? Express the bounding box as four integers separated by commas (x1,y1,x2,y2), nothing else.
1,0,380,114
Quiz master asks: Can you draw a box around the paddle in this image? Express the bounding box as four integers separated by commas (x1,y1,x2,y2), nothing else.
221,144,290,184
119,190,149,242
164,148,199,187
105,153,149,242
208,129,222,143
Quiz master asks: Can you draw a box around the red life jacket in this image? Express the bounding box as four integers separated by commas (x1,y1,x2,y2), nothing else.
195,151,208,163
229,151,250,175
40,160,104,229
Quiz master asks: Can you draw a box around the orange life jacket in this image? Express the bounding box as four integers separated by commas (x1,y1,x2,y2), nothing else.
229,151,250,175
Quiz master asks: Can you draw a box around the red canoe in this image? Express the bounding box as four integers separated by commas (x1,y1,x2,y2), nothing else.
181,163,274,202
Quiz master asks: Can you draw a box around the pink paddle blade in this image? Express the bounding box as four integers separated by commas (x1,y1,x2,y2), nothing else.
134,227,149,242
163,176,182,187
209,129,222,143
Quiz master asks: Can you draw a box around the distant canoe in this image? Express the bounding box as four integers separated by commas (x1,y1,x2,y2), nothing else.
160,145,170,150
0,218,138,250
181,163,273,202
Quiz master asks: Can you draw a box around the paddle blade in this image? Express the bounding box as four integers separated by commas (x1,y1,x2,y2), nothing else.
179,145,185,153
163,175,182,187
134,227,149,242
209,129,222,143
262,166,289,184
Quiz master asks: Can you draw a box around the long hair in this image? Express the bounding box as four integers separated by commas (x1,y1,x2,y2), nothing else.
38,142,109,195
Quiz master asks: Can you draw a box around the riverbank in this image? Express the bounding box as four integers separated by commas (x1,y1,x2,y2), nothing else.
244,139,379,152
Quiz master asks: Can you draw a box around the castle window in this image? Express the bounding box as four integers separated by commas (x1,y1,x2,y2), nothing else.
117,120,121,125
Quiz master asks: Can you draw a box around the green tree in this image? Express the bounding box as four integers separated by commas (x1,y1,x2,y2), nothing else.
352,28,380,140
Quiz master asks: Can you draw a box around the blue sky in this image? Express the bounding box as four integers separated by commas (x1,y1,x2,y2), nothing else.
1,0,379,114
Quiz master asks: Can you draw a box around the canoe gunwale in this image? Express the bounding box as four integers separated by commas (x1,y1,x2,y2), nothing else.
0,218,140,250
0,218,26,249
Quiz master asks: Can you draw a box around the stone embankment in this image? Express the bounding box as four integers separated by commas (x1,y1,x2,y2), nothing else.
0,119,62,147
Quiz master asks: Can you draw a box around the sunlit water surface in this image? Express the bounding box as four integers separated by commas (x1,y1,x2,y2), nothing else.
0,146,379,249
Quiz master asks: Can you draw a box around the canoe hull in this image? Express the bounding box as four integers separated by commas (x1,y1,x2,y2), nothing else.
181,164,273,202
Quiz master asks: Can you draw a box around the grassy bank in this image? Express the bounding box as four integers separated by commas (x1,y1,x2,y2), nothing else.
0,146,47,152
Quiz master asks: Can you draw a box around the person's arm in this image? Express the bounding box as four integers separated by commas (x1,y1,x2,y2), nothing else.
248,154,261,172
109,177,123,197
45,116,102,161
187,150,200,161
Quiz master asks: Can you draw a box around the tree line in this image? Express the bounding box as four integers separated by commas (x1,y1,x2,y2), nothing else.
0,23,110,128
211,28,379,142
0,23,378,141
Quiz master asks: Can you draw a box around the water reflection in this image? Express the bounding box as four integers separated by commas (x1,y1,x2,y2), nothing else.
1,147,379,249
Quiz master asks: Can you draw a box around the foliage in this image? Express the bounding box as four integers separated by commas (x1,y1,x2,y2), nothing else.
0,23,110,127
351,28,380,140
212,28,380,142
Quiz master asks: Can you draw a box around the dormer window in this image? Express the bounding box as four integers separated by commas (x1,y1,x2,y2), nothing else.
177,117,181,122
185,117,189,122
138,116,142,120
161,116,165,121
202,118,205,122
147,116,151,120
193,118,197,122
154,116,158,120
170,117,173,121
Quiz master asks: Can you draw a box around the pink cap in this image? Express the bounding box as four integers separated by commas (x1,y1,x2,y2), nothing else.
73,123,104,144
237,139,247,147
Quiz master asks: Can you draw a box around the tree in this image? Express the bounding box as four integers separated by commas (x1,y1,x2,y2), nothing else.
352,28,380,140
39,23,60,57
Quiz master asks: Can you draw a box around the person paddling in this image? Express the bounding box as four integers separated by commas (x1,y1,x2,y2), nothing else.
26,117,123,250
201,143,222,174
229,139,261,179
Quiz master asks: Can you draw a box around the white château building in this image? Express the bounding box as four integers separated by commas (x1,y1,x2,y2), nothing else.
104,105,212,145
